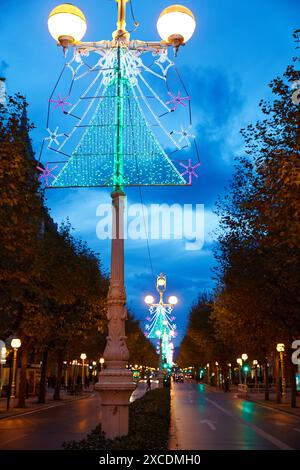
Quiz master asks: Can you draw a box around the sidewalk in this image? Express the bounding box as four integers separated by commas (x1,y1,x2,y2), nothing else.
0,387,93,419
130,379,159,402
205,383,300,417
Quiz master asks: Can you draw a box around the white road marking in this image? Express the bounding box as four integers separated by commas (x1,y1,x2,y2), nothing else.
200,419,216,431
205,397,293,450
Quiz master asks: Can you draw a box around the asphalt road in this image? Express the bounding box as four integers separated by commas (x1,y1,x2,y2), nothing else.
1,382,299,450
171,382,300,450
0,393,102,450
0,381,156,450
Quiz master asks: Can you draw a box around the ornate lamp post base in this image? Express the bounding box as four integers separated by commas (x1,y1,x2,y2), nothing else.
95,368,135,439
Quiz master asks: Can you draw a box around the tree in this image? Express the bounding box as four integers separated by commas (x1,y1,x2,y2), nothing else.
213,54,300,405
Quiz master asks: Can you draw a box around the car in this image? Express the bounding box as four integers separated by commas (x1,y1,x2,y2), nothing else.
174,374,184,382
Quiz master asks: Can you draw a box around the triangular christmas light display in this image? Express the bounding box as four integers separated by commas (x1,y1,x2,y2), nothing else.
49,52,186,188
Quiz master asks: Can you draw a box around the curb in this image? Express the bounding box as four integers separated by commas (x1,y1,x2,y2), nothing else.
247,399,300,418
168,383,179,450
0,392,93,420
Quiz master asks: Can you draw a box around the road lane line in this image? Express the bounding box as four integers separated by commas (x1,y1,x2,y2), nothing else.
0,434,28,446
205,397,293,450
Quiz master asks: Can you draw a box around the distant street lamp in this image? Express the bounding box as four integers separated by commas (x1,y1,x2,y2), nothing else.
241,353,248,385
10,338,21,409
206,363,210,384
80,353,87,387
237,358,242,384
276,343,286,398
253,360,258,388
144,274,178,388
215,362,219,387
99,357,105,372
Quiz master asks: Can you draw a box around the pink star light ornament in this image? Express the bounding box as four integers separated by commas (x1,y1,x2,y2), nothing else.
179,159,201,185
166,91,190,111
37,163,58,187
49,93,71,113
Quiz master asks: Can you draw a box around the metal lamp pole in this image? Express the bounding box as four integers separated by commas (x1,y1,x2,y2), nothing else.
277,343,286,400
47,0,195,439
80,353,86,388
9,339,21,409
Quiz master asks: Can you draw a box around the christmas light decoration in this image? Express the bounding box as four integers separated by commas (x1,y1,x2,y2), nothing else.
45,126,65,148
173,125,195,147
49,93,72,113
179,158,201,184
39,45,201,190
166,90,190,111
144,274,177,371
37,163,58,186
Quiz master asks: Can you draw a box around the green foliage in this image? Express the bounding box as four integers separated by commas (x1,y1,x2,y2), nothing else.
213,63,300,356
177,293,229,369
63,388,170,450
126,312,157,367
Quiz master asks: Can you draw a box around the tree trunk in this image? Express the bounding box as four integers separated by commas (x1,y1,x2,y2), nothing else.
264,356,269,401
17,342,28,408
38,347,49,404
53,350,63,401
287,347,297,408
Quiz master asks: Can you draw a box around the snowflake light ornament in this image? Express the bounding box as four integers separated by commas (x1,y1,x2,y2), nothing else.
173,125,195,147
166,91,190,111
45,127,64,148
37,163,58,187
49,93,71,113
154,51,174,77
180,159,201,185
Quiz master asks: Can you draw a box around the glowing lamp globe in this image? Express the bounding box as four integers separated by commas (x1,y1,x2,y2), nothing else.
168,295,178,305
144,295,154,305
11,338,21,349
241,353,248,361
157,4,196,44
48,4,87,43
80,353,87,360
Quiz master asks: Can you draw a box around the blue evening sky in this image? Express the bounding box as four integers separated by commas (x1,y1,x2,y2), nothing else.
0,1,298,344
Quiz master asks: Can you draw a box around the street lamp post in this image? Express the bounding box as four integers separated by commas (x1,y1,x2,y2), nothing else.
241,353,248,385
215,362,219,388
99,357,105,373
47,0,195,439
80,353,87,388
9,338,21,409
237,358,242,384
253,360,258,389
276,343,286,399
145,274,178,389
